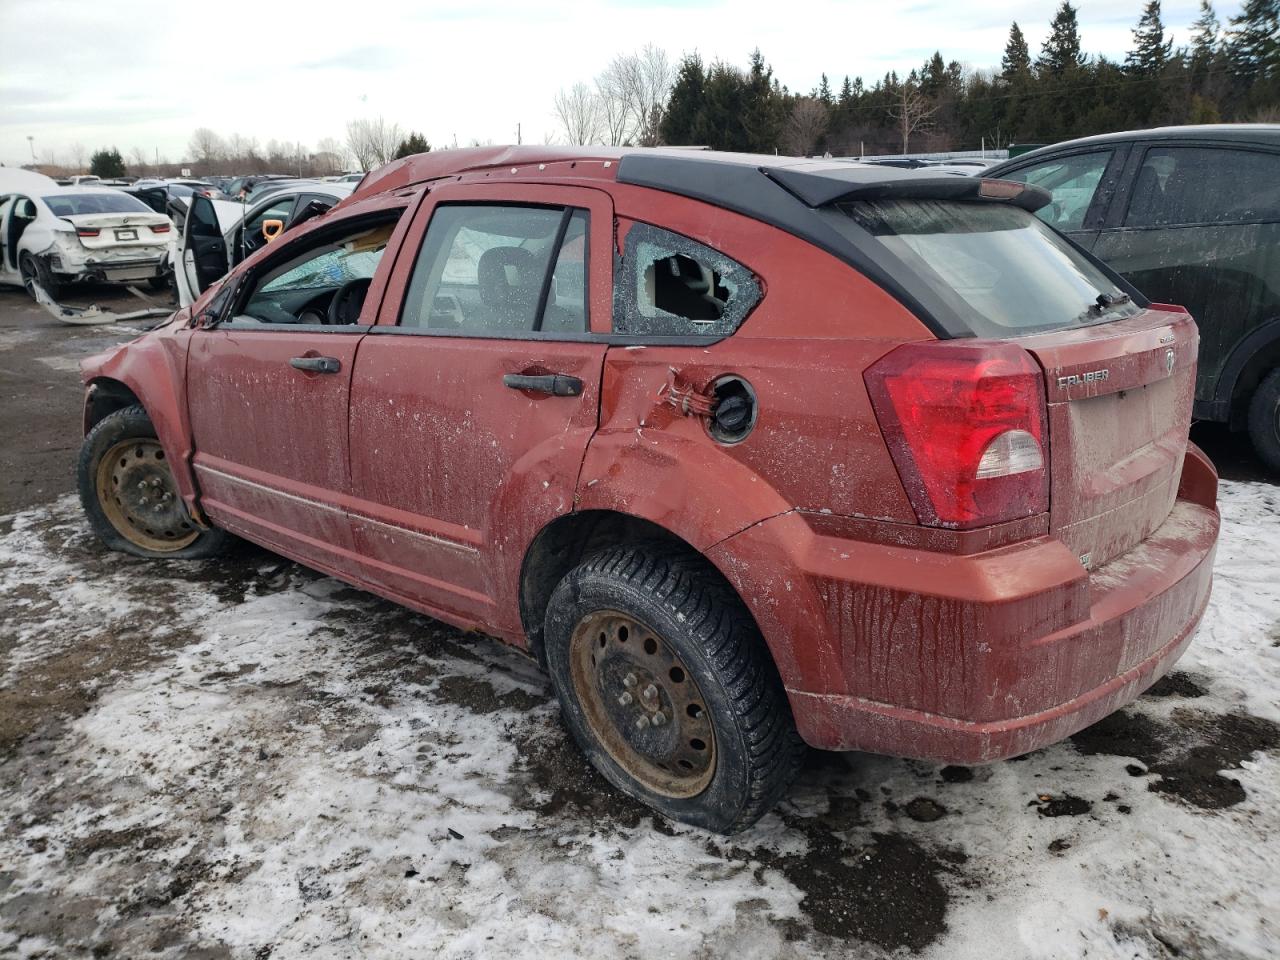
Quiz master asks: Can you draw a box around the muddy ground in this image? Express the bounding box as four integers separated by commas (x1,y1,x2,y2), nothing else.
1,285,1278,959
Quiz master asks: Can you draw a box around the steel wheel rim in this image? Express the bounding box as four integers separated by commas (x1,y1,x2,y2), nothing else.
95,438,199,551
569,609,716,799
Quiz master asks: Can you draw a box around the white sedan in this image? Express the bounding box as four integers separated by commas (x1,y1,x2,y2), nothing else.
0,169,172,300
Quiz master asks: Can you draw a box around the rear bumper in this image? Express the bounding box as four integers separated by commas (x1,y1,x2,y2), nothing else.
54,254,166,282
711,445,1220,763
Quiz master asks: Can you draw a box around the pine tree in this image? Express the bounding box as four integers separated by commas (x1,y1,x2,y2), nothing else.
921,52,947,97
1038,2,1087,75
89,148,125,178
1126,1,1173,74
817,73,834,105
1225,0,1279,80
1190,0,1219,65
1188,0,1222,97
393,132,430,159
1001,22,1032,81
660,54,708,146
839,75,853,106
743,49,787,152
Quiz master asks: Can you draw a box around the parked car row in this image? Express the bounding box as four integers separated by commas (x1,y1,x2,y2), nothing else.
76,144,1221,833
0,168,173,295
0,168,359,304
174,181,352,306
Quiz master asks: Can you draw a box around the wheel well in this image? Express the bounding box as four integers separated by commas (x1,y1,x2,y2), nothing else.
520,510,722,665
1226,321,1280,429
85,378,141,434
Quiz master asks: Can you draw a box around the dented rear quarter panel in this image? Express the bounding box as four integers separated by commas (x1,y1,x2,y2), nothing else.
578,191,932,545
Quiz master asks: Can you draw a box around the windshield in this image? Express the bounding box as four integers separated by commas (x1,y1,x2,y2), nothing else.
43,192,153,217
832,199,1140,337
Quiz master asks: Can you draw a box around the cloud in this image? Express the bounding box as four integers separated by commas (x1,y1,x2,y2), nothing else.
0,0,1243,166
295,46,405,71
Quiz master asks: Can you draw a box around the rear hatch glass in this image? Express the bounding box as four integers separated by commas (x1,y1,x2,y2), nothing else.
831,198,1140,338
837,197,1195,568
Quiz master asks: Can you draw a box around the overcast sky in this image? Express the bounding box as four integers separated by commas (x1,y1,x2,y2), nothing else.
0,0,1237,169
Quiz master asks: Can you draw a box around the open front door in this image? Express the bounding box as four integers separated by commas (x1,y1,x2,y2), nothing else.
177,195,241,306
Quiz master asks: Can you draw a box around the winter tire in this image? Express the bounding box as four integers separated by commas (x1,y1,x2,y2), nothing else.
543,542,805,834
77,404,231,559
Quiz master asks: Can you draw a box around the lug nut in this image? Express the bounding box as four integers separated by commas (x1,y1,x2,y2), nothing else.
634,715,651,730
623,674,638,688
617,692,633,706
651,711,667,726
643,684,658,701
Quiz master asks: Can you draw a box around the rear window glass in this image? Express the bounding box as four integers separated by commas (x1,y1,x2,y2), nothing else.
43,193,152,216
1125,147,1280,227
834,199,1140,338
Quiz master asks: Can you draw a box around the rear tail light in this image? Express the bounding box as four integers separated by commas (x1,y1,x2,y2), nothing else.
865,340,1048,529
150,223,171,233
76,227,100,238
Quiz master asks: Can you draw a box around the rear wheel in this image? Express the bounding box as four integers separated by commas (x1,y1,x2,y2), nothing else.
77,404,230,559
18,252,60,301
1248,368,1280,475
544,543,805,834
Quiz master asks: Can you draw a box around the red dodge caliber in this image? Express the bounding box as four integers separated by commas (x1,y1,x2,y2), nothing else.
77,147,1220,833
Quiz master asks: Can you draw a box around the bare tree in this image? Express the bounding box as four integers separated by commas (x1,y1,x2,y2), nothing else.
553,83,603,145
610,44,674,146
315,136,348,172
128,146,150,176
69,143,87,173
782,98,829,156
888,83,939,153
345,116,403,170
595,61,634,145
188,127,225,165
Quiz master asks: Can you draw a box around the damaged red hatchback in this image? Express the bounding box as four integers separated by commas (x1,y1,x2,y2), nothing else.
77,147,1220,833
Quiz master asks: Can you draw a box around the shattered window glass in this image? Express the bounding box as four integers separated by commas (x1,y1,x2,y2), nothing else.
613,223,760,337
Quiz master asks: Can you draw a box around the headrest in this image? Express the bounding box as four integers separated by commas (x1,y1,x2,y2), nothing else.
478,246,538,308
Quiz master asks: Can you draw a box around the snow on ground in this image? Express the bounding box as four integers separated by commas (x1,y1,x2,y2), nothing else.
1,481,1278,959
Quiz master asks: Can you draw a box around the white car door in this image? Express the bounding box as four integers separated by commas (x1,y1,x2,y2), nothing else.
177,195,246,307
0,196,15,285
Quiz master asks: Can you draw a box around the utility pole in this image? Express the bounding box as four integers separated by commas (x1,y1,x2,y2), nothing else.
27,136,35,161
517,122,522,145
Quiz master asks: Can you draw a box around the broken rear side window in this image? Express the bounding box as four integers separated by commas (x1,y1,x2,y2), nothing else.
613,223,760,337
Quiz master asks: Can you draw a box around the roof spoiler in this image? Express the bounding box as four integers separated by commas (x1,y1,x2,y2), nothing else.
763,166,1052,213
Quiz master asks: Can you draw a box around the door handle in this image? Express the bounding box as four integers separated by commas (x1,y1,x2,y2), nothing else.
503,373,583,396
290,356,341,374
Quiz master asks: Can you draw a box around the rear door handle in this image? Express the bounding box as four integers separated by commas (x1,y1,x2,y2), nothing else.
290,356,341,374
503,373,583,396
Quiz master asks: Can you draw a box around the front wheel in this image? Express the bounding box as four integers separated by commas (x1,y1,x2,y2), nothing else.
1248,368,1280,475
543,543,805,834
77,404,230,559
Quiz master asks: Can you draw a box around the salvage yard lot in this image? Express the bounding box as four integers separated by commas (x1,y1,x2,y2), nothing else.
2,288,1279,959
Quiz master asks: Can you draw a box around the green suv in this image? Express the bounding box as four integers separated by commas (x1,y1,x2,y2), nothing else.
987,125,1280,472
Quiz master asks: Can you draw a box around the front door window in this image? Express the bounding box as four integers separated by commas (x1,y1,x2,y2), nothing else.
399,204,589,334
